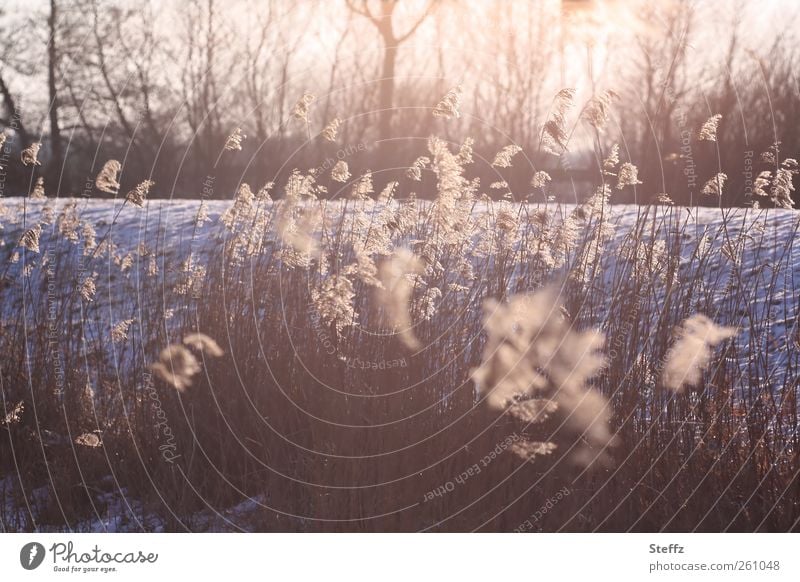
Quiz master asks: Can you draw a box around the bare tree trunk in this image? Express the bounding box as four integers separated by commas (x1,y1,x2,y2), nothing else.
322,11,354,125
378,42,397,145
345,0,434,148
47,0,65,192
0,72,28,145
277,53,290,143
63,76,97,155
91,3,135,141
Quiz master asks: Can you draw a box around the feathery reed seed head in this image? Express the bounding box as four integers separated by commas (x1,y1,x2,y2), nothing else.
21,142,42,166
224,127,246,151
95,160,122,194
662,315,738,392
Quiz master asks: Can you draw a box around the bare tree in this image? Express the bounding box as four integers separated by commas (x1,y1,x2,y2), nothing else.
179,0,239,174
345,0,435,145
0,72,28,145
0,6,29,143
46,0,66,191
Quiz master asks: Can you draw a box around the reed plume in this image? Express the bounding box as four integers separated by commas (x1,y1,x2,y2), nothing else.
151,345,201,392
663,315,738,392
331,160,350,183
224,127,246,151
126,180,154,208
432,85,462,119
540,88,575,155
320,117,341,141
471,288,614,465
292,91,315,122
21,142,42,166
19,224,42,253
375,249,424,350
182,333,225,357
30,177,46,199
702,173,727,197
698,114,722,141
491,145,522,168
95,160,121,194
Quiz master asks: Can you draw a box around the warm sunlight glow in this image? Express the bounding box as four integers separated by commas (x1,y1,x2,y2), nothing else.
0,1,798,559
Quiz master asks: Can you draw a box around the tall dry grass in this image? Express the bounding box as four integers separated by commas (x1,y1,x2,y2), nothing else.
1,96,798,532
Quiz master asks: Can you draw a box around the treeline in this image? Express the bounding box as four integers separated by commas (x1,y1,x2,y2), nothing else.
0,0,797,206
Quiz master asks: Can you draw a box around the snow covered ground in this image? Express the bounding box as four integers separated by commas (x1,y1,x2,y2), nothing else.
3,197,797,348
